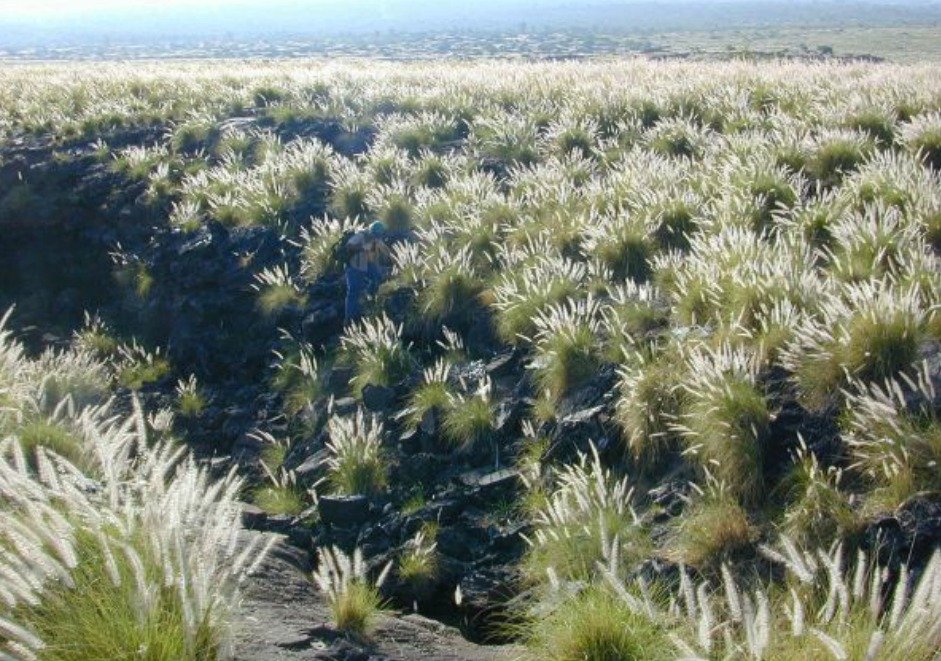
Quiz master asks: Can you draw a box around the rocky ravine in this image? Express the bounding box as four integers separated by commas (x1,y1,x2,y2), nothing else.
234,533,521,661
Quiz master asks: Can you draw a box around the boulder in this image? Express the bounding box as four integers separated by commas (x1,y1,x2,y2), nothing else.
319,494,371,527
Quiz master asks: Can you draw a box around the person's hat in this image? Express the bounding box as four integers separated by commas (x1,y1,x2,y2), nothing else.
369,220,386,236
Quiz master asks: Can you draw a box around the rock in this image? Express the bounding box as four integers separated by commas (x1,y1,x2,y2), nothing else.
546,403,613,461
419,408,438,437
865,493,941,567
288,525,316,550
314,638,376,661
437,527,481,562
456,566,520,643
396,453,449,486
328,366,354,392
230,427,265,462
485,350,519,378
425,498,464,525
319,494,371,527
266,514,294,535
294,450,328,485
362,384,396,412
647,479,691,520
241,503,267,530
494,397,525,433
465,315,498,355
302,303,342,346
332,396,359,416
398,428,426,455
284,431,327,472
491,522,531,552
459,468,521,506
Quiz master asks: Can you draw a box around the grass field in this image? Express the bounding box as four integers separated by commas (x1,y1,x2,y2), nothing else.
2,56,941,658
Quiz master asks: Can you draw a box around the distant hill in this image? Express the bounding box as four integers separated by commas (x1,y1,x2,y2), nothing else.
2,1,940,54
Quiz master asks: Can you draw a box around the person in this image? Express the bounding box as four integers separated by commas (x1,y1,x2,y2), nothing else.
344,220,390,322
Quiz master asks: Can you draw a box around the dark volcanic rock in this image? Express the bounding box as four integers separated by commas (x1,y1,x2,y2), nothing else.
319,494,371,527
865,494,941,568
241,503,268,530
302,302,343,346
362,384,396,412
456,565,520,643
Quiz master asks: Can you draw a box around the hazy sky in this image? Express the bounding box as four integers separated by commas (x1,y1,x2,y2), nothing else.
0,0,229,17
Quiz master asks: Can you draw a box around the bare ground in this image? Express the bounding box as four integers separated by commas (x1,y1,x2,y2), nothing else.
232,533,523,661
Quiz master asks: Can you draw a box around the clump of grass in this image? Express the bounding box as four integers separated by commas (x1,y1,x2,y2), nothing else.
601,282,667,362
329,168,371,220
675,344,771,505
116,342,171,390
253,483,306,516
13,529,222,661
584,215,655,282
825,205,920,282
251,429,290,474
781,193,846,250
398,530,439,600
393,234,486,331
529,297,602,402
844,151,923,211
666,479,754,568
648,193,699,251
845,107,895,146
340,315,415,396
732,162,800,232
298,218,365,282
901,111,941,170
418,255,485,330
254,467,307,516
0,310,273,659
646,117,708,159
779,437,858,544
175,374,206,417
805,132,871,184
442,377,496,453
168,116,215,153
16,418,84,471
110,143,169,179
614,348,684,466
272,339,323,415
168,199,203,232
523,445,647,584
324,410,388,497
784,281,929,410
252,263,307,315
400,359,453,431
524,584,670,661
370,183,414,233
73,313,119,359
491,254,585,344
604,537,941,660
400,489,427,516
842,361,941,509
312,546,390,637
471,111,539,167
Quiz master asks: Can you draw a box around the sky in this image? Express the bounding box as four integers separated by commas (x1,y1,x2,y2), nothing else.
2,0,937,46
0,0,230,18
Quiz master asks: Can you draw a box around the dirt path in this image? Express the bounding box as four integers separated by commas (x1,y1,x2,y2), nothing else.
232,533,523,661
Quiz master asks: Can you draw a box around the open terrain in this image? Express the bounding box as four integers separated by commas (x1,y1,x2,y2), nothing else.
1,57,941,659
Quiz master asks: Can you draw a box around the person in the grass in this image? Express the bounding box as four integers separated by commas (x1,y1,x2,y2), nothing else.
344,220,391,322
